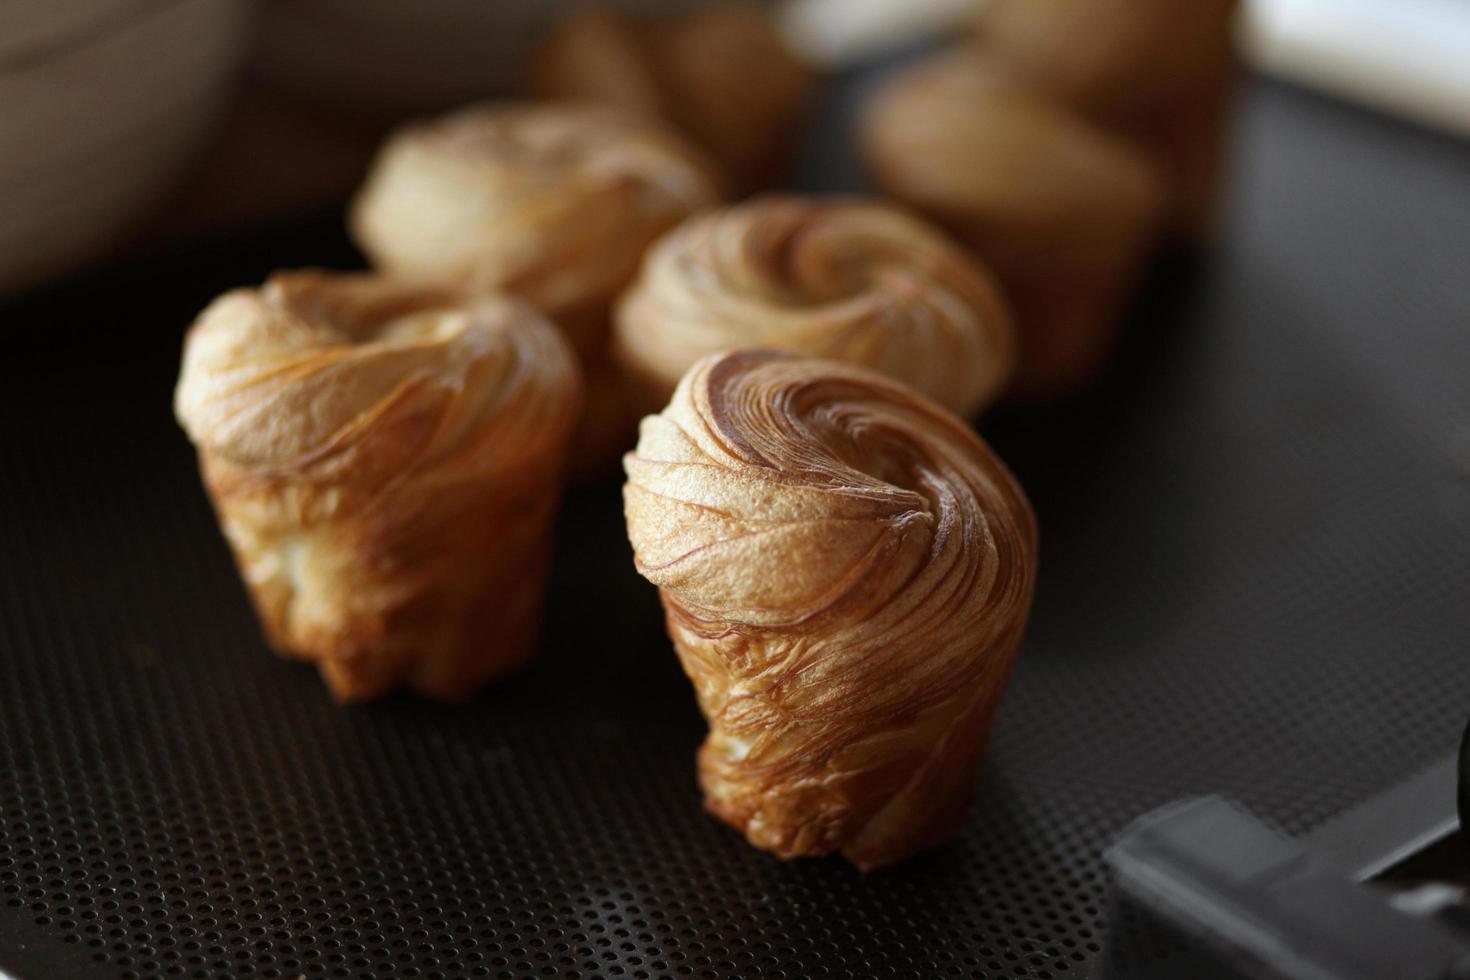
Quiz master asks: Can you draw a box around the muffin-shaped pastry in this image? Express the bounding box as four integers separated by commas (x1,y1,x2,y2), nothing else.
175,270,582,702
624,350,1038,870
859,50,1165,400
529,5,814,190
614,195,1016,420
349,102,722,468
972,0,1239,238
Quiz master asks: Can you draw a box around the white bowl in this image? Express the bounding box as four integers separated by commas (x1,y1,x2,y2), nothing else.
0,0,253,295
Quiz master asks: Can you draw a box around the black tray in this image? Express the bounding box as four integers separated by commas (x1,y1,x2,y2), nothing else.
2,72,1468,980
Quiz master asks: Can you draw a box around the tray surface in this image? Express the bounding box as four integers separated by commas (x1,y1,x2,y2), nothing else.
2,75,1469,979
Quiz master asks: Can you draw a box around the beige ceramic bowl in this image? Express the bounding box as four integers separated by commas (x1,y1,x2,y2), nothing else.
0,0,253,295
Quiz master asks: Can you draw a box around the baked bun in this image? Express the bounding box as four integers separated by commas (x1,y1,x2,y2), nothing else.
614,195,1016,419
175,270,582,701
859,50,1165,400
972,0,1239,237
623,350,1038,870
349,102,722,469
529,4,813,190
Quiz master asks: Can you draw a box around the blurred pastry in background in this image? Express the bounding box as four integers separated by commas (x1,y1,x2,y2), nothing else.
970,0,1240,240
529,4,815,190
349,102,723,471
614,195,1015,419
859,50,1165,401
253,0,543,125
623,349,1038,870
174,271,582,701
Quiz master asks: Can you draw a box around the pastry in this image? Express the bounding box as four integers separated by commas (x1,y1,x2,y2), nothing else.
174,270,582,701
529,4,814,190
971,0,1239,238
623,350,1038,870
613,195,1016,420
349,102,722,469
859,50,1165,400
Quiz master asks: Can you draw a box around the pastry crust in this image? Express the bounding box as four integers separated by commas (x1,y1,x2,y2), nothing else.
613,195,1016,420
972,0,1239,238
349,102,722,469
175,270,582,701
623,350,1038,870
529,5,814,190
859,50,1165,401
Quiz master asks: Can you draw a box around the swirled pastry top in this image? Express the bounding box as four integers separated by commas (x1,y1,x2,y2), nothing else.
615,196,1016,418
174,270,581,483
625,349,1035,635
348,102,724,313
624,351,1037,868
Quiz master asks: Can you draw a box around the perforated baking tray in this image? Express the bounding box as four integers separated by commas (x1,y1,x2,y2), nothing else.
1,73,1468,980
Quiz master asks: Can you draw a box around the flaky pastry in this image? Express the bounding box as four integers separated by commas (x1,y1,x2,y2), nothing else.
859,50,1165,400
349,102,722,468
613,195,1016,421
175,270,582,702
972,0,1239,238
623,350,1038,870
529,5,814,190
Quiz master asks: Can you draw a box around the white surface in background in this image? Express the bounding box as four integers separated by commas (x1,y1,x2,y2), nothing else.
1243,0,1470,136
779,0,981,65
780,0,1470,138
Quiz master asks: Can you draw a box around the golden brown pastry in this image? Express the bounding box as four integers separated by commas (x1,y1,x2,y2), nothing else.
972,0,1239,238
623,350,1038,870
613,195,1017,421
349,102,723,470
529,5,814,190
174,270,582,702
859,50,1165,400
